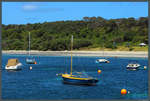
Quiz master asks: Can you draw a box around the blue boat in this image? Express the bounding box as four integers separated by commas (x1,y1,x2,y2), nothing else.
26,58,36,64
26,32,36,64
61,35,99,85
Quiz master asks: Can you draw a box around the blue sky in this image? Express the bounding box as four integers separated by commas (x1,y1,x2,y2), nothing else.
2,2,148,25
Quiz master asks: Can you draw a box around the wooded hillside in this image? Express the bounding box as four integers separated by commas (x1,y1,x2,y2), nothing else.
2,16,148,51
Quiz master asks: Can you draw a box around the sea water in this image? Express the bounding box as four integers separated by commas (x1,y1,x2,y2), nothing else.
2,54,148,99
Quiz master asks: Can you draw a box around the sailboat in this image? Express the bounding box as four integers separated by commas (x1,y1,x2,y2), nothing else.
61,35,99,85
96,38,109,63
26,32,36,64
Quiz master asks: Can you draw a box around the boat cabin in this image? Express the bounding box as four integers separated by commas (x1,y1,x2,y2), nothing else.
6,59,20,67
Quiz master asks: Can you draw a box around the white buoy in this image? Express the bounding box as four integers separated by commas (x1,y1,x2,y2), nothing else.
144,66,147,69
30,66,32,70
128,91,130,94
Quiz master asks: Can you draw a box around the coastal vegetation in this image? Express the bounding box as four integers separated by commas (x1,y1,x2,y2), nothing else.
2,16,148,51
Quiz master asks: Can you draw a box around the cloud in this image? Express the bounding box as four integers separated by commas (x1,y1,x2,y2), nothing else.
22,4,38,11
22,4,63,13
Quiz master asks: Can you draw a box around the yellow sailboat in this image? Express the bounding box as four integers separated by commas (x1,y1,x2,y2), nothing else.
61,35,99,85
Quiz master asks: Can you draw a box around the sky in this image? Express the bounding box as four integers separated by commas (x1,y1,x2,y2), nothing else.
2,2,148,25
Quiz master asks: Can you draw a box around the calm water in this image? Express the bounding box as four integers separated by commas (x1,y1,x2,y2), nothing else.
2,54,148,100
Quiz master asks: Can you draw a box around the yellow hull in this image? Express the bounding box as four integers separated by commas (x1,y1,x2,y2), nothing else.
61,73,99,85
62,74,93,80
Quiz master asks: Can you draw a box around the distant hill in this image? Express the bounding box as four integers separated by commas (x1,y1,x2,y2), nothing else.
2,16,148,51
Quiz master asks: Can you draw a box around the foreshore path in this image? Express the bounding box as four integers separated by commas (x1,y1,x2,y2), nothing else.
2,50,148,58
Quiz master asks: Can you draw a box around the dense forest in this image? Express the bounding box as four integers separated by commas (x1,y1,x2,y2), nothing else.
2,16,148,51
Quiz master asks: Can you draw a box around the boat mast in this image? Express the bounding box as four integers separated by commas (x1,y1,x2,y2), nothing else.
102,34,104,57
70,35,73,75
29,32,31,56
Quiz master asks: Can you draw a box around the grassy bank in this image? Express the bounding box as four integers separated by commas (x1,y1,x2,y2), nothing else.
79,46,148,51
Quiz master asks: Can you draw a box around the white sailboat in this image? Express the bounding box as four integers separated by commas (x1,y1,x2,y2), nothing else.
96,40,109,63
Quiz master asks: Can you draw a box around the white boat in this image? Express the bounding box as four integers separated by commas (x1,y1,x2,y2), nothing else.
96,40,110,63
126,63,140,70
5,59,22,70
96,59,110,63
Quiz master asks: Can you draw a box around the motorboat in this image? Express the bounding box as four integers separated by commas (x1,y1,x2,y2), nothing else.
96,59,110,63
5,59,22,70
126,62,140,70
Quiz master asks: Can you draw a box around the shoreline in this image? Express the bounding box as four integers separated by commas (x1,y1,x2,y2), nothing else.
2,50,148,58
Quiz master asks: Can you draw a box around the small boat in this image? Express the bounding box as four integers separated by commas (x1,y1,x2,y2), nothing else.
126,62,140,70
26,32,36,64
61,35,99,85
5,59,22,70
96,59,110,63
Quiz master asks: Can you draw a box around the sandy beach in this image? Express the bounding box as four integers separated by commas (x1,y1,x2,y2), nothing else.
2,50,148,58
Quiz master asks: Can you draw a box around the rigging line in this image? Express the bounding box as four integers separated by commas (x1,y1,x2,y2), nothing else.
102,36,105,58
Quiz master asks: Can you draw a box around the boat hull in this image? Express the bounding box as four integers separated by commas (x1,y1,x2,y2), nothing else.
126,67,139,70
62,77,98,85
26,59,35,64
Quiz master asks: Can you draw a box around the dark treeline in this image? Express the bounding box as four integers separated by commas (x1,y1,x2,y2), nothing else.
2,16,148,51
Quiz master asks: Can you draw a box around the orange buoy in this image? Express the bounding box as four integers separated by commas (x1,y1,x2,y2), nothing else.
121,89,127,95
34,61,37,64
98,70,101,74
